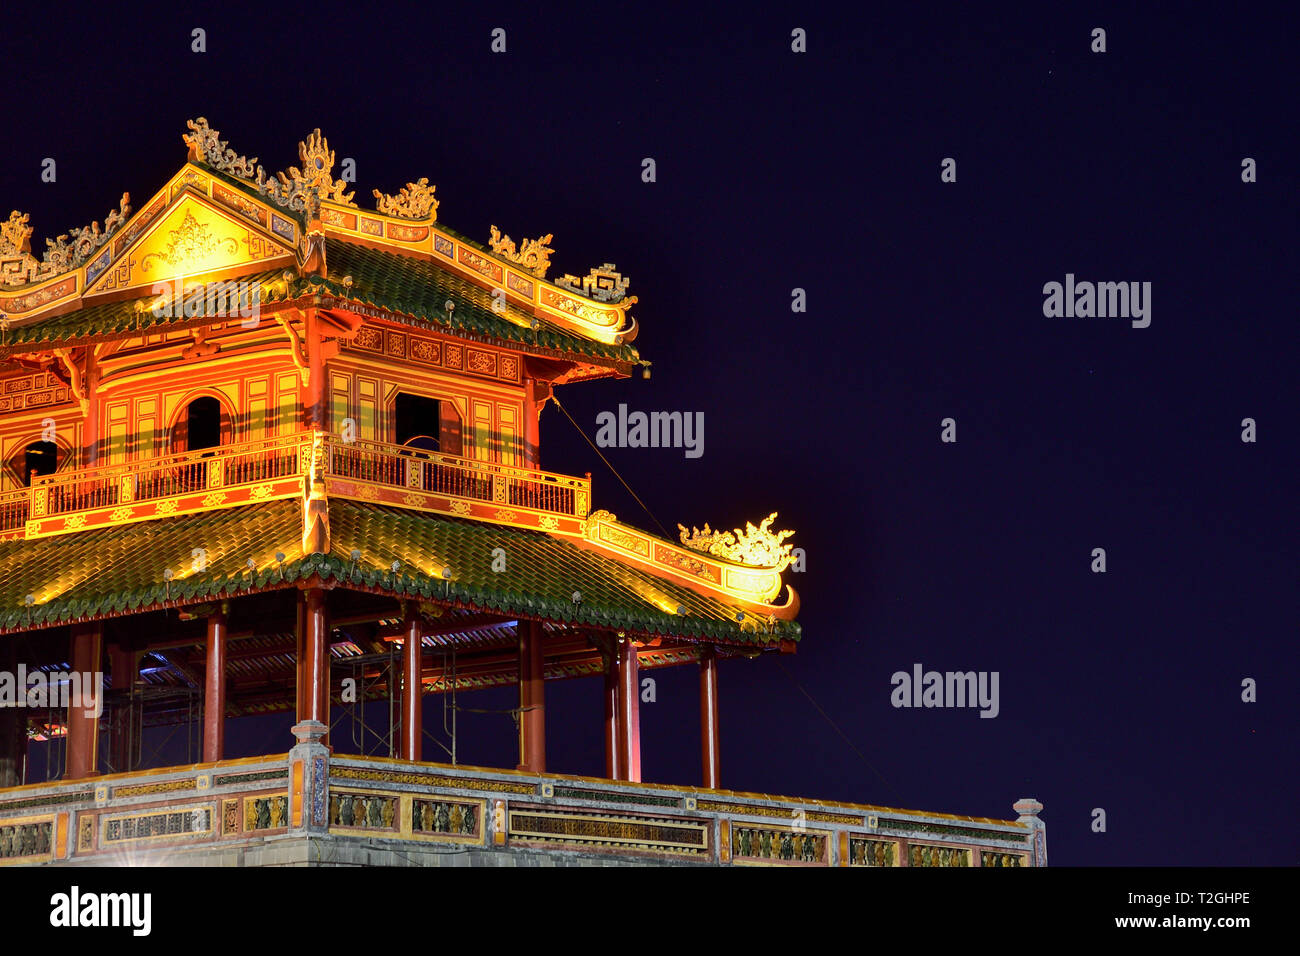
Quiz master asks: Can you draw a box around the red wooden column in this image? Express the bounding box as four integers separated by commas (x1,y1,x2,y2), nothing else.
106,644,135,772
0,705,24,788
299,589,330,746
0,643,25,787
65,623,102,779
603,650,621,779
304,308,327,430
203,606,228,762
522,377,552,469
400,610,423,761
516,621,546,773
699,645,721,789
522,377,540,468
616,638,642,782
294,593,306,723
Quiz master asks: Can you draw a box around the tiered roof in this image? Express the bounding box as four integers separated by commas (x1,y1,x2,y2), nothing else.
0,120,800,697
2,119,642,373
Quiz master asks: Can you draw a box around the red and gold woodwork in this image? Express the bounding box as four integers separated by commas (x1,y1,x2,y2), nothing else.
0,119,802,794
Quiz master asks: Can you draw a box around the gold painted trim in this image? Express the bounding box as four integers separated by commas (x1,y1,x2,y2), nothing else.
325,756,1026,828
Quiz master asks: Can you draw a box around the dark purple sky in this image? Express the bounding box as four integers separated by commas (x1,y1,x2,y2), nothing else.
8,3,1295,865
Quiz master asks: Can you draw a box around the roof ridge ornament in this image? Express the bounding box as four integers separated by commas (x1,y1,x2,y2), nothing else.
1,210,33,255
183,118,258,179
678,513,797,570
488,225,554,278
373,177,438,221
41,193,131,274
256,128,356,214
0,211,40,285
556,263,633,303
1,194,131,285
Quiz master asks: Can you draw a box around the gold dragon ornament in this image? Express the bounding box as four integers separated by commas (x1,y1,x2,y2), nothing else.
183,118,258,178
678,512,796,570
374,178,438,220
488,225,554,278
42,193,132,273
1,192,132,283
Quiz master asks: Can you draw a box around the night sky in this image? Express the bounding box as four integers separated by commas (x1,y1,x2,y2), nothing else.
7,4,1295,865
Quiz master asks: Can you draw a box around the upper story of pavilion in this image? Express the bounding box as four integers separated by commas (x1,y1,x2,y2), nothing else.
0,120,800,648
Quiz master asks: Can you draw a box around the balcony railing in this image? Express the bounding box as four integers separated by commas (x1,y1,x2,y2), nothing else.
0,488,27,535
323,438,586,517
1,431,591,539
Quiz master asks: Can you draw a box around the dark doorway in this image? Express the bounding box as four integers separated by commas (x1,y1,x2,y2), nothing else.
185,396,223,452
395,393,442,452
22,441,58,485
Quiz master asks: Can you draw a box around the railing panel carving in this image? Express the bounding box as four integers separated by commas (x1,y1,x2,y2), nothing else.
3,431,591,540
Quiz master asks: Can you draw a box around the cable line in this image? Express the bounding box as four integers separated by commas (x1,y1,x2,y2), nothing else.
550,394,672,539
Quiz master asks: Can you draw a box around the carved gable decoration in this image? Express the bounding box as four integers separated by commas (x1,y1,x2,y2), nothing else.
85,193,294,296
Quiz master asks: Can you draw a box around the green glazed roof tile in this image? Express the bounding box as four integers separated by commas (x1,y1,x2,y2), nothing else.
0,500,798,645
0,501,306,630
322,501,796,645
318,240,640,365
0,269,292,352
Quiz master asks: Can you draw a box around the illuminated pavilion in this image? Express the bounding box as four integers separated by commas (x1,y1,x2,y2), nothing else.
0,121,1044,866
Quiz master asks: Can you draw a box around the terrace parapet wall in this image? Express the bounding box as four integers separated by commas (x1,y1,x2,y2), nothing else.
0,748,1043,867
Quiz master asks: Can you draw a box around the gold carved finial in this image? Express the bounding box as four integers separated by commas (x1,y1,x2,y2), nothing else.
257,128,355,213
678,512,796,570
297,129,354,204
183,118,258,179
488,225,554,278
373,177,438,220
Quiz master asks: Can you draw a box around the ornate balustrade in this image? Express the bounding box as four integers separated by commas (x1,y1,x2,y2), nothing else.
0,488,27,534
0,742,1045,867
319,435,590,534
322,437,588,519
39,434,305,518
0,431,593,542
